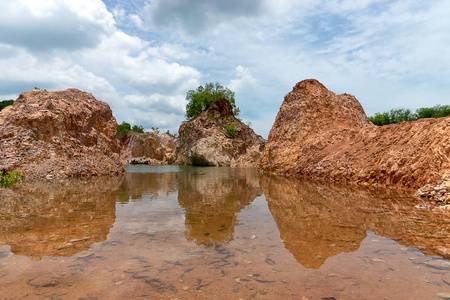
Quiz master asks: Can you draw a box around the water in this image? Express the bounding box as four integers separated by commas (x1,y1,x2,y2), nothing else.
0,166,449,299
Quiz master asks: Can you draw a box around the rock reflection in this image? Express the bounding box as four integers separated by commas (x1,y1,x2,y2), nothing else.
262,175,450,268
178,168,262,248
118,171,178,203
0,176,121,259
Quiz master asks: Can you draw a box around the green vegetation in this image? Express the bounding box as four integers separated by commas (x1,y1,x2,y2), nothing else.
0,169,22,188
225,122,238,138
0,100,14,111
117,121,145,139
369,105,450,126
185,82,240,120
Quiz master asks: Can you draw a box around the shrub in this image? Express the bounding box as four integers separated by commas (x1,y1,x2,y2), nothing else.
0,169,22,188
117,121,145,139
225,123,238,138
369,105,450,126
0,100,13,111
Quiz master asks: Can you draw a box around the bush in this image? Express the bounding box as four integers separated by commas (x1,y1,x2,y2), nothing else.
0,169,22,188
117,121,145,139
225,123,238,138
0,100,13,111
369,105,450,126
185,82,240,120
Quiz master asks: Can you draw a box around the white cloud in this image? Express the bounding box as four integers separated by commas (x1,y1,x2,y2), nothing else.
142,0,267,36
2,0,450,138
0,0,115,51
228,66,256,93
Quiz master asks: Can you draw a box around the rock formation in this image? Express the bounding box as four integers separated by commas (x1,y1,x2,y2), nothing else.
0,88,124,180
120,131,178,165
175,98,265,167
260,79,450,202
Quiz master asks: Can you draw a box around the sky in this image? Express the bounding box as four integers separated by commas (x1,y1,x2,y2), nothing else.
0,0,449,138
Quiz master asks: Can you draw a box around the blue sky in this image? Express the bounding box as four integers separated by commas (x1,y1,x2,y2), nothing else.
1,0,449,138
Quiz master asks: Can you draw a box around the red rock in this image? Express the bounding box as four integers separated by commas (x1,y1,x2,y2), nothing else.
175,98,265,167
0,88,124,180
260,79,450,199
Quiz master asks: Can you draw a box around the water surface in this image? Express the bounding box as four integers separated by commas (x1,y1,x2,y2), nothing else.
0,166,449,299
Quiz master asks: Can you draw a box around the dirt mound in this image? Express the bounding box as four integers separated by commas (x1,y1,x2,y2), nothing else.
260,79,450,201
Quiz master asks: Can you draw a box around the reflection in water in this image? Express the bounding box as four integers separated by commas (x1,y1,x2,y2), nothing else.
0,167,449,299
118,169,179,203
0,176,121,259
262,174,450,269
178,167,262,248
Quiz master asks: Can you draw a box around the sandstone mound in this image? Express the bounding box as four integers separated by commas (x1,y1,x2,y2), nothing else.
0,88,124,180
260,79,450,201
120,131,178,165
175,98,265,167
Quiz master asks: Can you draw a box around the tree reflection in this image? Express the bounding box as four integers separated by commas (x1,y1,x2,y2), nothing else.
178,167,262,248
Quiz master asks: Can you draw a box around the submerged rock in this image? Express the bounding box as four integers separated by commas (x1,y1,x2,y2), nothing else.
120,131,178,165
260,79,450,200
175,98,265,167
0,88,124,180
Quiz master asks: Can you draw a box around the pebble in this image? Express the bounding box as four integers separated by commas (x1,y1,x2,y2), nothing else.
182,286,189,291
414,204,430,210
437,293,450,299
235,278,240,283
250,235,256,240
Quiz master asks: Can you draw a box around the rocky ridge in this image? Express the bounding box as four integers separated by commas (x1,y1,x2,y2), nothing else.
120,131,178,165
0,88,124,180
175,98,265,167
260,79,450,202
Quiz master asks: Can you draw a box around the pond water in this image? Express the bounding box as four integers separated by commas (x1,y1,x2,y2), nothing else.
0,166,449,299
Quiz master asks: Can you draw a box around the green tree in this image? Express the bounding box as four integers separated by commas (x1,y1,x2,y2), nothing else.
185,82,240,120
117,122,145,139
132,125,144,133
416,104,450,119
369,105,450,126
0,100,14,111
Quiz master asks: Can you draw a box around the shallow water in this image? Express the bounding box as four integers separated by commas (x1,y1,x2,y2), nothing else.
0,166,449,299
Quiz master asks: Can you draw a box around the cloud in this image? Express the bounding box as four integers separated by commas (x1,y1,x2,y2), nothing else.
0,0,115,51
0,0,202,134
142,0,267,36
78,30,201,96
120,92,188,131
0,45,115,94
228,66,256,93
2,0,450,139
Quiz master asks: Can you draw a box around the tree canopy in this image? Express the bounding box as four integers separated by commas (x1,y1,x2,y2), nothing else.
117,121,144,140
185,82,240,120
369,105,450,126
0,100,13,111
